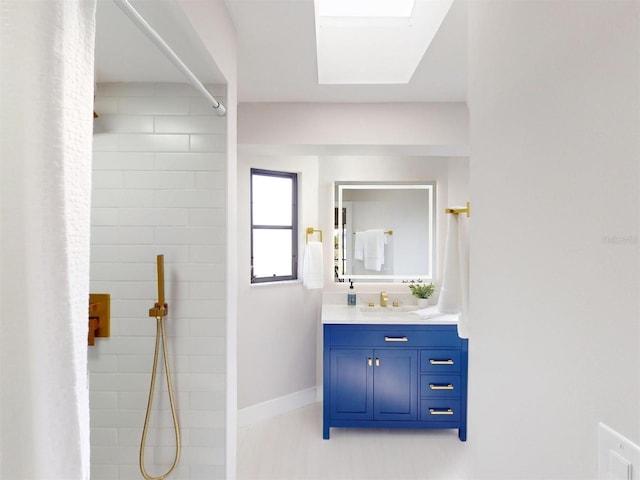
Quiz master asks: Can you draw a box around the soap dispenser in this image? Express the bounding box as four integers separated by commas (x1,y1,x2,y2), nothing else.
348,280,356,306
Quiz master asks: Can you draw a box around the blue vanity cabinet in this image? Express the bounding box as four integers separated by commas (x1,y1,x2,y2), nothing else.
329,348,418,422
329,349,374,420
373,349,418,421
323,323,468,440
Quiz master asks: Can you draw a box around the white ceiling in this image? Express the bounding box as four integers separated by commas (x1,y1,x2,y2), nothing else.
94,0,467,103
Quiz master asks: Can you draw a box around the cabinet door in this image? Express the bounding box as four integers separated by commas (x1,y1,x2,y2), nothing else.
330,349,374,420
373,349,418,421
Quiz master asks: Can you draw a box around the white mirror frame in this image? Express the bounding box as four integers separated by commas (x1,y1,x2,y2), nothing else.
335,181,435,282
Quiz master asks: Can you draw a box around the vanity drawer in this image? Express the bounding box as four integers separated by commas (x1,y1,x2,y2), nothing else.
420,399,461,422
420,350,461,373
327,325,461,348
420,374,461,398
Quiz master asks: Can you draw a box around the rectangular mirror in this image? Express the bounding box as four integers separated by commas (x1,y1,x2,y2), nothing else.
334,181,435,282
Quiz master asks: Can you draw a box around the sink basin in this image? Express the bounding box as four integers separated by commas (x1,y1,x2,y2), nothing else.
359,306,415,313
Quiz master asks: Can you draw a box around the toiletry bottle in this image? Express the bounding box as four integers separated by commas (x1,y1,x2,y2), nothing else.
348,280,356,306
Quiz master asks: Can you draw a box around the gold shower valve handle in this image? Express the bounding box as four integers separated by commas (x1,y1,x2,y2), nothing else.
88,293,111,346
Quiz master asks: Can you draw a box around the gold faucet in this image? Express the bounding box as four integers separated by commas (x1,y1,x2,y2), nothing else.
380,291,388,307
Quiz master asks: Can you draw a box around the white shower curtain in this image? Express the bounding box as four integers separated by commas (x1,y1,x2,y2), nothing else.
0,1,96,478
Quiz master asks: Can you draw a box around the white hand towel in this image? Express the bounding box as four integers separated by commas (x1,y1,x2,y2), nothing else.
409,305,459,322
353,231,364,260
409,305,444,319
303,241,324,289
437,214,460,314
437,211,470,339
457,212,470,339
363,229,385,271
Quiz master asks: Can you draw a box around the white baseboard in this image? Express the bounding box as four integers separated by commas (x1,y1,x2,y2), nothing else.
238,386,319,427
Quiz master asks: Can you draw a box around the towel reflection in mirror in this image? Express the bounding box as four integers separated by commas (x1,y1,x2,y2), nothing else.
353,229,387,271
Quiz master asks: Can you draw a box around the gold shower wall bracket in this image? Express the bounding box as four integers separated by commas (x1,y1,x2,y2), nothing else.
149,254,168,318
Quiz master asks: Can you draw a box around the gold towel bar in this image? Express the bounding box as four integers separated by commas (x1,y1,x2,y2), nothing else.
305,227,323,243
445,201,471,217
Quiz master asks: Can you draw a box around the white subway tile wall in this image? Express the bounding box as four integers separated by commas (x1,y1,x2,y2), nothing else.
90,83,227,480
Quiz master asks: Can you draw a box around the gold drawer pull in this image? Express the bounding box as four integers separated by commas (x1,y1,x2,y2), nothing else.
368,358,372,367
429,384,454,390
429,408,454,415
384,336,408,342
429,359,454,365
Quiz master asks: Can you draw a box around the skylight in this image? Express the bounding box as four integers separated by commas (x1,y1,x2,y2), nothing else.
314,0,454,85
317,0,416,18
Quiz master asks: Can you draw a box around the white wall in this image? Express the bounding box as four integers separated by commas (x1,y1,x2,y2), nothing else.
175,3,239,476
90,82,227,480
236,154,321,411
238,102,469,156
447,157,469,208
467,2,639,478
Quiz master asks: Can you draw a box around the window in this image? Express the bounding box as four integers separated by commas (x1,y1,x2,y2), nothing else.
250,169,298,283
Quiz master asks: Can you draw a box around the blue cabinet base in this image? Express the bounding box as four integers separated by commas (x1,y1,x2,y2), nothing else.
322,420,467,441
323,324,468,441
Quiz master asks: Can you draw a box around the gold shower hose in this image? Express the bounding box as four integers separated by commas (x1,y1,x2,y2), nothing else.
140,255,181,480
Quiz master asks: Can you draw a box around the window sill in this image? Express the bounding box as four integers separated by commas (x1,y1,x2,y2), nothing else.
250,279,303,287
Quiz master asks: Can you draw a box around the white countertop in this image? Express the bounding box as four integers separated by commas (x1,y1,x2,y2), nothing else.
321,303,459,325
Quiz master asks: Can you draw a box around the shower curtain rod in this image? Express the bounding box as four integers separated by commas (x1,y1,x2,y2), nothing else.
113,0,226,116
